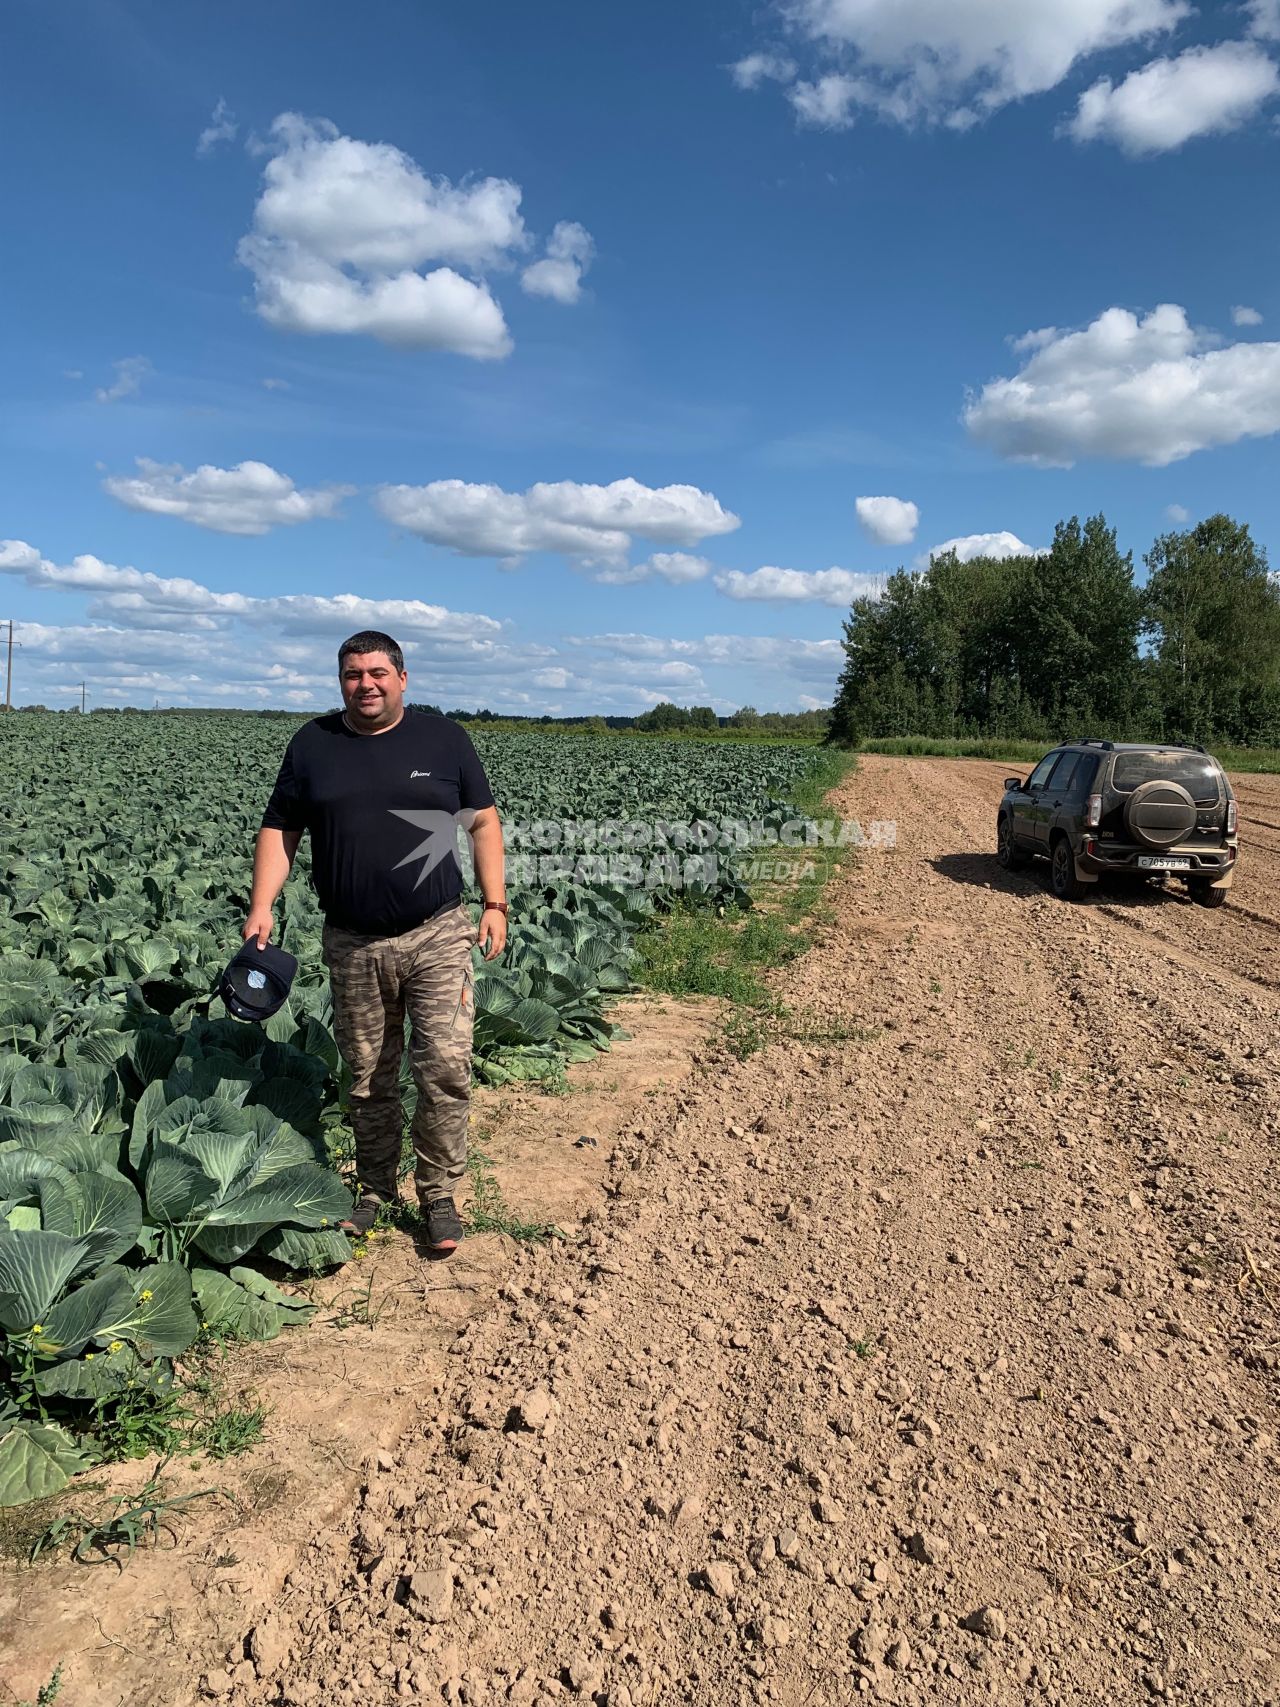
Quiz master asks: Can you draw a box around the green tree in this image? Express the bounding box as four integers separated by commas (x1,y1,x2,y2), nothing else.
829,570,929,744
1018,515,1141,733
1143,514,1280,745
636,701,690,732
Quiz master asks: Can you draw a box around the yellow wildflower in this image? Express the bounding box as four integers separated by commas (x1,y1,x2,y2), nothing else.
85,1353,95,1361
138,1289,153,1302
30,1324,44,1336
108,1339,124,1353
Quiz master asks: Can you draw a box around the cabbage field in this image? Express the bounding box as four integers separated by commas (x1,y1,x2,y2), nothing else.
0,710,824,1506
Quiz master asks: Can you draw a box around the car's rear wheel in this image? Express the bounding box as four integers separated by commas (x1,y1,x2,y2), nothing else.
997,815,1030,870
1187,878,1228,909
1050,836,1087,901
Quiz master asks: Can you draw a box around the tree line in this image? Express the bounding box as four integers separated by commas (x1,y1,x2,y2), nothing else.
829,513,1280,748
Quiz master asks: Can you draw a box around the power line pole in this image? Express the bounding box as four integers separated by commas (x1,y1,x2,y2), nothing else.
80,681,87,715
2,621,20,710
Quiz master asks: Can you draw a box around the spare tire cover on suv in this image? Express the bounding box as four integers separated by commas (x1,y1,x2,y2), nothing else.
1124,778,1197,848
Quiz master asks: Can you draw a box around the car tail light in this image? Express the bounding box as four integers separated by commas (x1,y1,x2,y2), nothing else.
1226,799,1237,835
1086,794,1102,828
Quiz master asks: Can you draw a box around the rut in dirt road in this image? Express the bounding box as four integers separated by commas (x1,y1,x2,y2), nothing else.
212,757,1280,1707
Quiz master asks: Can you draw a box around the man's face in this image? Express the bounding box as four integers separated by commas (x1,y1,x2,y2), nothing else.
339,651,407,729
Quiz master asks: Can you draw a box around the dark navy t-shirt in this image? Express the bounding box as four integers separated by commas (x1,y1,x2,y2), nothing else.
261,710,496,936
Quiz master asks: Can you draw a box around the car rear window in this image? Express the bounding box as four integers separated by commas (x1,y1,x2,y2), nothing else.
1071,754,1100,796
1111,752,1221,801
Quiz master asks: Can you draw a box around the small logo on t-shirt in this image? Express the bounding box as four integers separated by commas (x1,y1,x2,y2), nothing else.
410,770,432,778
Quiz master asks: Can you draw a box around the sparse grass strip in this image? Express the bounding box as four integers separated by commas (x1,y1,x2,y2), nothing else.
858,734,1280,773
189,1402,268,1460
465,1148,561,1244
27,1461,216,1567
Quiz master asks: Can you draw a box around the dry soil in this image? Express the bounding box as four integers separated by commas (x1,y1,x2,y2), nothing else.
9,756,1280,1706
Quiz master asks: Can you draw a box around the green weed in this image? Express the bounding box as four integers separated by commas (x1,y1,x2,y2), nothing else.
178,1346,271,1460
15,1662,63,1707
723,1008,776,1060
88,1382,190,1464
325,1270,393,1330
28,1461,215,1568
464,1148,560,1244
190,1402,268,1460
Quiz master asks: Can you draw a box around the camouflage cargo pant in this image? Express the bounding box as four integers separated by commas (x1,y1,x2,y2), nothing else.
322,900,475,1207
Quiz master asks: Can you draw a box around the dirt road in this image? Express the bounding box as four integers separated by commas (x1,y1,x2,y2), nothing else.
188,759,1280,1703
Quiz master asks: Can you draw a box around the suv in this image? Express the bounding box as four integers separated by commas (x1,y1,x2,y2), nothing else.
996,741,1238,906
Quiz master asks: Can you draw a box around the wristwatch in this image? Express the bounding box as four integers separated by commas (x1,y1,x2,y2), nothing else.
482,900,508,915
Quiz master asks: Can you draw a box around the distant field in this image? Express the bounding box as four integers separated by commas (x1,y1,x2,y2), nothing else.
859,735,1280,773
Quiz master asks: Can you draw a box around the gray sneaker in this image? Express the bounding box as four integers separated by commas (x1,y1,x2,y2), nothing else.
339,1195,380,1237
424,1197,462,1252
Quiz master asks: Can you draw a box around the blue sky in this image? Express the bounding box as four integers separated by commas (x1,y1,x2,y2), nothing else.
2,0,1278,714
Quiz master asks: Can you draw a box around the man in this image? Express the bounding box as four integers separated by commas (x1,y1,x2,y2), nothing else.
244,630,507,1253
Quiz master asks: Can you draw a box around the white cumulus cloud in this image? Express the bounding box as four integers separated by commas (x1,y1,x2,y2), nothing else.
714,566,880,607
2,543,844,714
0,539,500,642
1232,304,1264,326
964,303,1280,467
920,531,1042,565
738,0,1188,130
730,52,797,89
856,494,919,545
1249,0,1280,38
197,98,238,157
521,221,595,305
1068,41,1280,154
376,478,740,567
1165,503,1191,523
593,552,715,588
236,114,580,358
95,356,151,404
102,458,353,536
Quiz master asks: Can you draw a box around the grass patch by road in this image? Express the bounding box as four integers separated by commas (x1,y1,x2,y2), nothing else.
637,907,802,1008
635,748,861,1058
637,747,858,1006
859,736,1052,763
857,735,1280,772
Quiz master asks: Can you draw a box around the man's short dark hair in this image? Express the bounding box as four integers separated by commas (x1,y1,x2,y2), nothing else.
338,631,404,674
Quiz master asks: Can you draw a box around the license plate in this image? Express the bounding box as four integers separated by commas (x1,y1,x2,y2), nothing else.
1138,856,1190,870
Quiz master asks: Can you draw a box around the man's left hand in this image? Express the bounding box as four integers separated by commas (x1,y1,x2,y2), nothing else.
478,906,507,960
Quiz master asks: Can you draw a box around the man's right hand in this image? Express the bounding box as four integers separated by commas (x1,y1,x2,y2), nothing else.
244,907,274,949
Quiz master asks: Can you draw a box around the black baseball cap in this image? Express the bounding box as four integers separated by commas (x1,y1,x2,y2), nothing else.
219,940,298,1023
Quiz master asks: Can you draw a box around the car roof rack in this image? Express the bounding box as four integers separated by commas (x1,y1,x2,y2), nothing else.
1077,739,1114,750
